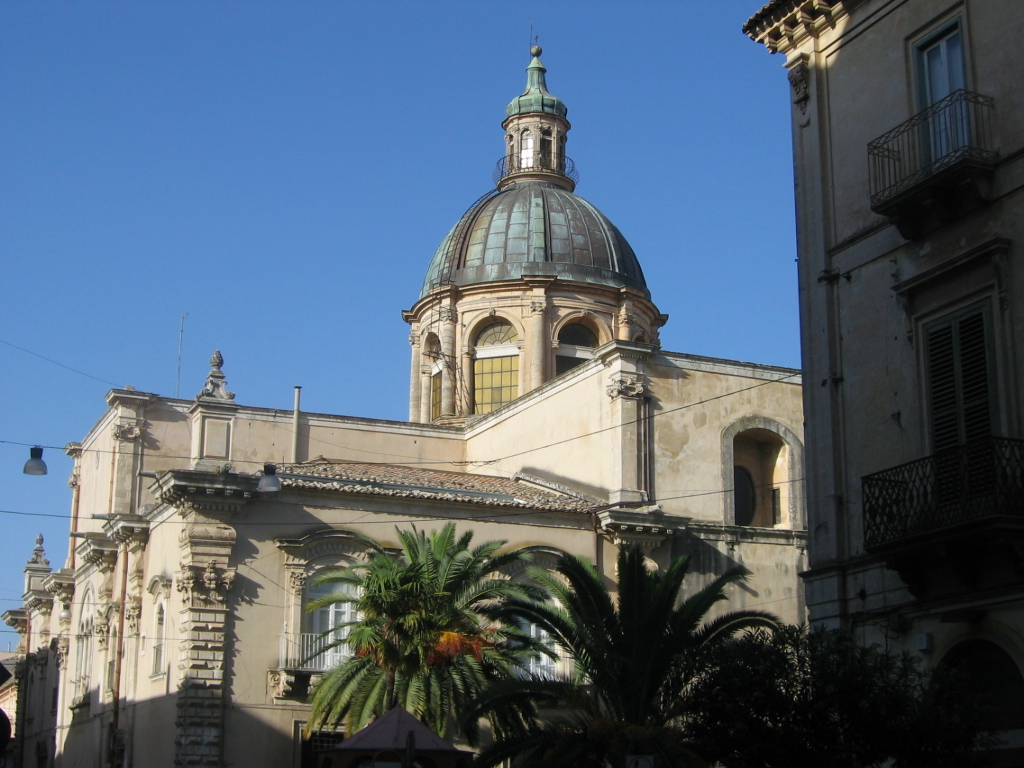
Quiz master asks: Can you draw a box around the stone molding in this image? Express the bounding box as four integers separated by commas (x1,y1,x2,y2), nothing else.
743,0,849,55
597,507,688,550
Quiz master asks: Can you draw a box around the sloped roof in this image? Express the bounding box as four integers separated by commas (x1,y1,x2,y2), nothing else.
327,706,467,754
277,459,593,513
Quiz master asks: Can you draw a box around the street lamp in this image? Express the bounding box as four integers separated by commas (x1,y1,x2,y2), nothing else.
23,446,47,475
257,463,281,493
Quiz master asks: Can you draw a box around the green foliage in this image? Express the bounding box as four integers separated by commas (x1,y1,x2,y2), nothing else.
679,625,993,768
465,545,778,768
304,523,547,742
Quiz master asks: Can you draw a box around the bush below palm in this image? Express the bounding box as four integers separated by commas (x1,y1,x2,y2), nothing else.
465,545,778,767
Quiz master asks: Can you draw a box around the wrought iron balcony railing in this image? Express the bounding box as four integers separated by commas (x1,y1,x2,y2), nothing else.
493,155,579,186
868,89,997,211
278,632,351,671
863,437,1024,551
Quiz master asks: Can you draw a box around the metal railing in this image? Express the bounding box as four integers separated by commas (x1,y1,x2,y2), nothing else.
868,89,997,210
493,155,579,186
863,437,1024,550
279,632,351,671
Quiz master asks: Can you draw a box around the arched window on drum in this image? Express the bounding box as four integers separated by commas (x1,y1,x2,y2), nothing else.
473,321,520,414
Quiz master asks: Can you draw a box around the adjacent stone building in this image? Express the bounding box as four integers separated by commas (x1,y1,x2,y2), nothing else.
4,49,805,768
746,0,1024,759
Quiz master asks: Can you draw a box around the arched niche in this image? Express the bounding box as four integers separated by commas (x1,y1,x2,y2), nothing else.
721,416,804,529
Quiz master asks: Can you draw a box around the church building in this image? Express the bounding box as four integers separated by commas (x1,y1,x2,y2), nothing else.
4,49,805,768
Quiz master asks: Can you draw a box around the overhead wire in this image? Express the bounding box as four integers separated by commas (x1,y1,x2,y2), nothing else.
0,369,800,471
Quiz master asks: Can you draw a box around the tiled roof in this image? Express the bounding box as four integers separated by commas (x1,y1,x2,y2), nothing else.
276,459,593,512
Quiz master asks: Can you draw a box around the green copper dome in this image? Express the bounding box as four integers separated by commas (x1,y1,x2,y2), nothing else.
505,46,567,119
420,181,648,299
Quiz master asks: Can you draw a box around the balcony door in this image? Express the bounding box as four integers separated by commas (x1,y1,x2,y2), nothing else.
307,579,357,670
918,24,967,163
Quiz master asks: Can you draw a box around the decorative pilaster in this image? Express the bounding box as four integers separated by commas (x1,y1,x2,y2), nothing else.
409,330,422,422
439,305,457,417
526,279,551,391
153,470,250,768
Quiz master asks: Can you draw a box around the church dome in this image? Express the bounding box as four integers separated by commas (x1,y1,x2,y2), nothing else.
420,181,648,298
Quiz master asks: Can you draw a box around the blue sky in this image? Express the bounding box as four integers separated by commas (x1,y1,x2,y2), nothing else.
0,2,796,645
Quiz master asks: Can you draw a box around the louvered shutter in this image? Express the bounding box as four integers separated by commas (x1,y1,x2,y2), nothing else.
924,304,995,452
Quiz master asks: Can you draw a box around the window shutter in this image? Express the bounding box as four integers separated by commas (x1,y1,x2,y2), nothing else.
924,304,994,452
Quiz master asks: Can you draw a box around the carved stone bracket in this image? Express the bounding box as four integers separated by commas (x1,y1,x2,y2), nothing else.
788,57,810,115
529,300,546,315
607,375,645,399
56,635,70,669
268,669,301,699
95,611,111,650
178,561,237,606
125,596,142,635
112,423,142,442
439,307,458,323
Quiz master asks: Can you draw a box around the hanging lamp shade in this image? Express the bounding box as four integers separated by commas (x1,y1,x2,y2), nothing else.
23,446,47,476
257,463,281,493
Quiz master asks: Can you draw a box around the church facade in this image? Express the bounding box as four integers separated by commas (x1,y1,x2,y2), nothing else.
4,49,805,768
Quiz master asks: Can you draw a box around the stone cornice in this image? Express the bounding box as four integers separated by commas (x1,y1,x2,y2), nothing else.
596,339,657,364
597,507,689,550
2,608,27,634
103,514,151,549
743,0,849,55
23,589,53,615
75,533,118,571
105,388,157,410
42,570,76,605
150,469,257,515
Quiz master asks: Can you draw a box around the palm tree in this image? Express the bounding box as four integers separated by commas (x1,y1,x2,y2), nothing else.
304,523,547,742
465,545,778,768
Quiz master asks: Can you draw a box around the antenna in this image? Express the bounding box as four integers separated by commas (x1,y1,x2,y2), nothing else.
175,313,189,398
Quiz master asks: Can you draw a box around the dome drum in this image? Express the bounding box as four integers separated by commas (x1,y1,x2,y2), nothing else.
405,47,665,424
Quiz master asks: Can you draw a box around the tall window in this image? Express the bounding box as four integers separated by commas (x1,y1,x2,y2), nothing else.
520,130,534,168
430,371,442,421
539,129,553,168
151,604,166,676
473,321,519,414
74,592,94,703
918,23,967,161
526,622,559,678
924,303,995,452
733,466,757,527
305,578,358,670
556,322,598,376
105,628,118,692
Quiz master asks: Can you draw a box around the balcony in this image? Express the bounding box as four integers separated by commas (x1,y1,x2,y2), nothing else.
868,90,998,239
279,631,350,672
863,437,1024,596
269,633,352,701
493,154,579,189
